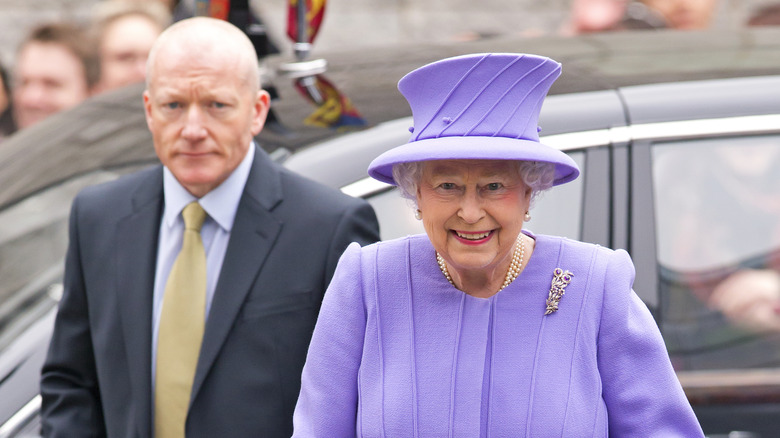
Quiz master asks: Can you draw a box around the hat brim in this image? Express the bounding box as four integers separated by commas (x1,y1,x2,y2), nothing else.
368,136,580,186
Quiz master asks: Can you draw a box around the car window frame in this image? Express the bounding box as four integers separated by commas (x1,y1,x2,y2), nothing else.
628,118,780,424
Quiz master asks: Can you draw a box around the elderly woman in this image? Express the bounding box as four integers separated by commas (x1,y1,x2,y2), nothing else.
293,53,703,436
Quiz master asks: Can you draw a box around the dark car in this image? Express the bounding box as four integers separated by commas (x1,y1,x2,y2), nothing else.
2,27,780,437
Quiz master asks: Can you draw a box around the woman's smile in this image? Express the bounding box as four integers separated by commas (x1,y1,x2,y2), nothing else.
453,230,493,244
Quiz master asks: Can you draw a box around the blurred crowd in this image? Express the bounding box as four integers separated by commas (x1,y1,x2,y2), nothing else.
565,0,780,34
0,0,779,144
0,0,175,143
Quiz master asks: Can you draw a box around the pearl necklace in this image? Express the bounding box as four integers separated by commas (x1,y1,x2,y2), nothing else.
436,234,526,292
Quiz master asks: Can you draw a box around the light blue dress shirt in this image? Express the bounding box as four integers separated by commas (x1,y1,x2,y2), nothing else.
151,143,255,383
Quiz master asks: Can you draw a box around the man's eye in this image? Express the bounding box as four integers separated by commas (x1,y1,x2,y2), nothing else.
211,101,226,109
165,102,180,110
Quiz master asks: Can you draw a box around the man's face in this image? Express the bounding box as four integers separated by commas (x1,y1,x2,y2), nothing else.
143,48,269,198
13,42,90,129
98,15,162,92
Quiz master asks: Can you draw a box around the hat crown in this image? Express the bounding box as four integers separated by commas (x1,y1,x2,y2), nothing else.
366,52,579,187
400,53,561,144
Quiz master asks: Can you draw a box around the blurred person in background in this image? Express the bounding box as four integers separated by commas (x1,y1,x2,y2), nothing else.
638,0,718,30
747,2,780,26
565,0,717,34
12,22,98,130
118,0,192,22
91,0,172,94
0,61,16,142
146,0,184,17
147,0,178,11
564,0,629,34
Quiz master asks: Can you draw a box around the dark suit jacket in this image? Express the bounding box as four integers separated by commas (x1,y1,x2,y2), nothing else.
40,148,380,437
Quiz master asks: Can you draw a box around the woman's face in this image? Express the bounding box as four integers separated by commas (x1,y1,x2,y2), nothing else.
417,159,531,279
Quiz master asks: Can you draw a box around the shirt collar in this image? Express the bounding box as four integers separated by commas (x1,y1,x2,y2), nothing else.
163,142,255,232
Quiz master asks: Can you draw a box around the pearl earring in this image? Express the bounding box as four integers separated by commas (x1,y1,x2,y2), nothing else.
524,212,531,222
414,209,422,220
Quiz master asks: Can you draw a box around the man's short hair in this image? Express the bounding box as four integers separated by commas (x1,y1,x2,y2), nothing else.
20,22,100,89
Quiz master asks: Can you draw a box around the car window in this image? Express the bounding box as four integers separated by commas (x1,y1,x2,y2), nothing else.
366,188,425,240
0,166,148,354
652,135,780,371
365,151,586,242
526,151,585,241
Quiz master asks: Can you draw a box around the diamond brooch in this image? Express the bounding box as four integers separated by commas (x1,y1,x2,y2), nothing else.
545,268,573,315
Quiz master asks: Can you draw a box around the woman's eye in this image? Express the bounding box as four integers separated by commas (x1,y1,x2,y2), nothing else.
440,183,456,190
486,183,502,190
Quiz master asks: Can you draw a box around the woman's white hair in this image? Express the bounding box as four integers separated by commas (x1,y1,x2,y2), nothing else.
392,160,556,210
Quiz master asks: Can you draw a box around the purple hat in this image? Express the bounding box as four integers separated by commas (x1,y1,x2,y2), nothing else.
368,53,580,186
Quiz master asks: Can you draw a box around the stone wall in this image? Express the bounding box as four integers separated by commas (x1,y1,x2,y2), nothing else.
0,0,95,70
0,0,774,73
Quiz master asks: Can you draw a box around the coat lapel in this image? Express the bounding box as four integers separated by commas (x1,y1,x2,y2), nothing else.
190,149,284,401
115,168,163,438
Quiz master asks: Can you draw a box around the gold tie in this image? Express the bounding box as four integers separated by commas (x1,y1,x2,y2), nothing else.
155,202,207,438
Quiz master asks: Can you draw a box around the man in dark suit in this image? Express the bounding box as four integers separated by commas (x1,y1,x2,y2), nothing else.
40,17,379,437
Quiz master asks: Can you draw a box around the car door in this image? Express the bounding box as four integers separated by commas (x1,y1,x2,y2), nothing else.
624,75,780,437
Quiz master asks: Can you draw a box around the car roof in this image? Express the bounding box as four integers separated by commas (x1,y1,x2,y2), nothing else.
2,27,780,209
263,27,780,149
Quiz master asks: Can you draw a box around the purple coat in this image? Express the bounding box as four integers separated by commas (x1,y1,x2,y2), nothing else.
293,233,704,437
